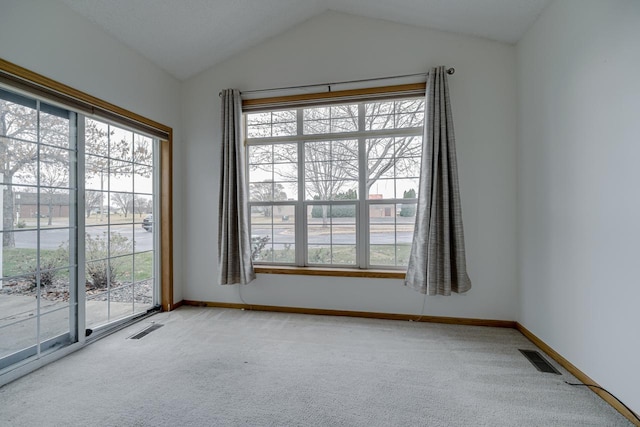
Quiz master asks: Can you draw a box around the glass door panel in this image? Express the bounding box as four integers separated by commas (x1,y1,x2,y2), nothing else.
84,119,157,332
0,88,76,370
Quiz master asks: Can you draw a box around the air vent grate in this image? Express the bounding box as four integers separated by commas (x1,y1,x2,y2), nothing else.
129,323,163,339
519,349,561,374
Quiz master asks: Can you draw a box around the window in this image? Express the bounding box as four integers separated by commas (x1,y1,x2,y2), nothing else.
246,94,424,269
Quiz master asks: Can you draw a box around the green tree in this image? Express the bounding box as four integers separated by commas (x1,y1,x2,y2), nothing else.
399,188,417,217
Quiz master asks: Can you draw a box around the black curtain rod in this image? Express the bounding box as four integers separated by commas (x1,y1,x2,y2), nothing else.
218,67,455,97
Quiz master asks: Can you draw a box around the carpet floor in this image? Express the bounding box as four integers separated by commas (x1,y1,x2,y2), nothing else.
0,306,632,426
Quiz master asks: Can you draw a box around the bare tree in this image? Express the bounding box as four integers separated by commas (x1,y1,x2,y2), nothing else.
134,195,152,217
1,94,71,246
248,100,424,226
250,180,287,217
84,119,153,221
111,193,134,218
37,162,68,226
85,190,102,218
1,91,155,248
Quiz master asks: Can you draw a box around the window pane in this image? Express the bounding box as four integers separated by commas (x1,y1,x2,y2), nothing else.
39,307,71,344
40,147,71,189
304,105,358,134
133,195,153,220
273,143,297,164
133,134,153,165
7,185,37,231
365,99,424,130
250,204,295,264
0,318,36,360
110,193,134,223
0,91,38,141
85,191,107,219
39,190,72,228
307,246,331,264
306,204,356,265
85,155,108,191
85,226,109,262
249,143,298,201
40,108,72,149
134,164,153,194
249,144,272,165
250,166,273,187
272,207,295,263
2,231,38,278
369,203,416,267
134,252,153,281
110,126,133,162
109,160,134,193
85,119,109,156
304,140,358,200
247,110,296,138
367,136,422,199
273,163,297,183
3,138,38,186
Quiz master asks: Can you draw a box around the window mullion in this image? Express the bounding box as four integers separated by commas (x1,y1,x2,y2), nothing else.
357,103,367,269
296,108,305,266
75,115,86,344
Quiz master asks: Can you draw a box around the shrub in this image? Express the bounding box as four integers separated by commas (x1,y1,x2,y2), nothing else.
85,232,133,289
310,189,357,218
251,235,270,261
399,188,417,217
20,246,67,289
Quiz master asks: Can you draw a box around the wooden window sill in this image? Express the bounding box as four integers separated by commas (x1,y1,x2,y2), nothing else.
254,266,406,279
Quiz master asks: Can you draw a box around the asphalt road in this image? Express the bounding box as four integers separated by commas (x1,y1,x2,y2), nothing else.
251,226,413,245
12,224,154,252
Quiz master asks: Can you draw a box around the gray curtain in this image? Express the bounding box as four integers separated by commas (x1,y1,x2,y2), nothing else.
404,66,471,295
218,89,255,285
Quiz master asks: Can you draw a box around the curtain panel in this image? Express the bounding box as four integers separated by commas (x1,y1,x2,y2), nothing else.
405,66,471,295
218,89,256,285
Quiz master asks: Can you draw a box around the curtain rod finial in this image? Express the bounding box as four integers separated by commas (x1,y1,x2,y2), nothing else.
447,67,455,75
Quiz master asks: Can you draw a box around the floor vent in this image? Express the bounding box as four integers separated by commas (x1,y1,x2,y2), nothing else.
519,349,561,374
129,323,163,340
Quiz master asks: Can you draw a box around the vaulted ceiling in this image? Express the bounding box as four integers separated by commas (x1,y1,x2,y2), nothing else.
59,0,551,80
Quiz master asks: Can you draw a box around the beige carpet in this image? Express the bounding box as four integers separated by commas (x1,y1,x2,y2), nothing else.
0,306,632,426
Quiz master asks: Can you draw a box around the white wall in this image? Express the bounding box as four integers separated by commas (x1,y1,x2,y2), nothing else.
182,11,518,320
518,0,640,413
0,0,184,302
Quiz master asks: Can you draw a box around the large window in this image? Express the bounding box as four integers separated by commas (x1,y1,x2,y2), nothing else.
246,95,424,269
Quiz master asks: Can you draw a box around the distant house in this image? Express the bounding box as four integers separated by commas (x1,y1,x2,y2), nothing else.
368,194,393,218
15,192,71,218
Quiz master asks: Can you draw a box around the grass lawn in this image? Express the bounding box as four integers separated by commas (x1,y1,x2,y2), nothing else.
2,248,153,281
255,244,410,267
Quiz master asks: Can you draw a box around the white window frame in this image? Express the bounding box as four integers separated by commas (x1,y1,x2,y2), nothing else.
245,93,425,270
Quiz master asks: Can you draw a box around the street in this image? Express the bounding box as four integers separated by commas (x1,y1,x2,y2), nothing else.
12,224,154,252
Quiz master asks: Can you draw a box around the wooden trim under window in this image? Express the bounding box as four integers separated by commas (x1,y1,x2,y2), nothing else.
254,266,406,279
0,57,174,312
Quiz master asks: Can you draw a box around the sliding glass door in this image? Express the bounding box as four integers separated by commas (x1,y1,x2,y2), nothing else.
0,86,159,372
0,88,77,368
